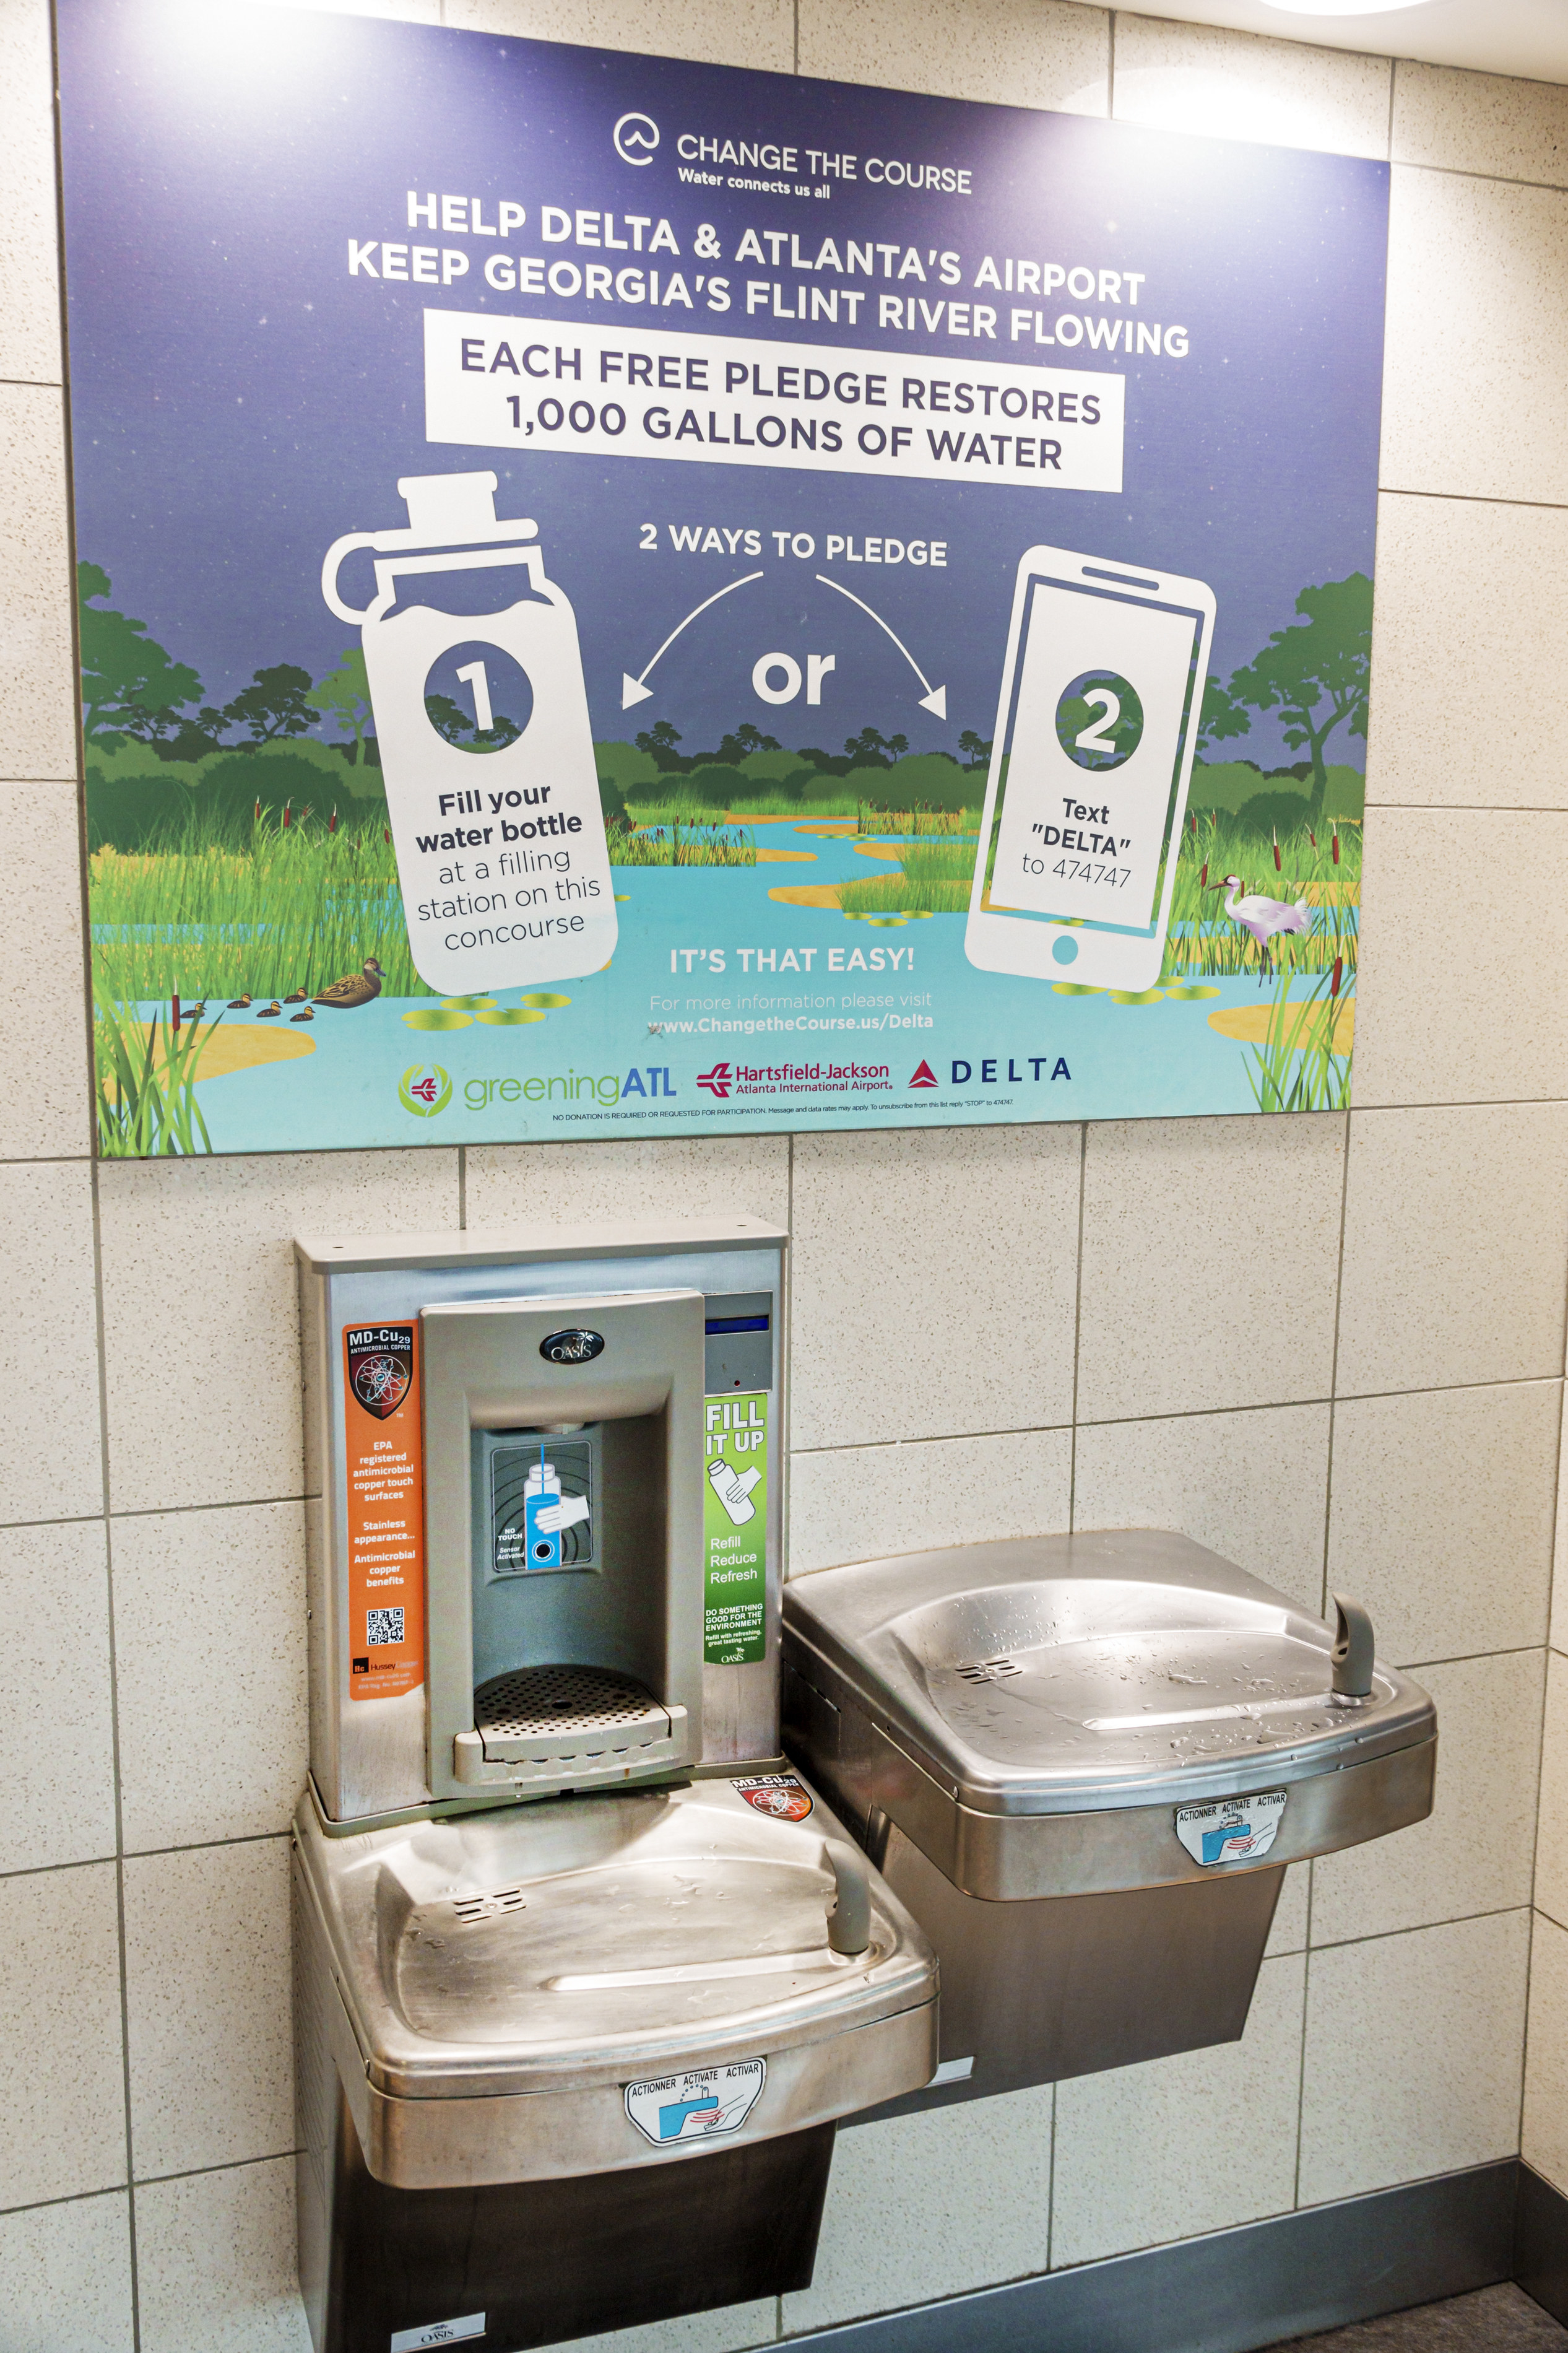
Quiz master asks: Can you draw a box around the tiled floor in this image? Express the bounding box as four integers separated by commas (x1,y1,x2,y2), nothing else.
1275,2284,1568,2351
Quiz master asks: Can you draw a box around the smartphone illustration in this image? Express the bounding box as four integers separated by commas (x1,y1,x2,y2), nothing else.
966,546,1216,994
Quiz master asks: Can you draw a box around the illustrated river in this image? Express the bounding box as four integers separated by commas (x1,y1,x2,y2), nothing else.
113,820,1353,1150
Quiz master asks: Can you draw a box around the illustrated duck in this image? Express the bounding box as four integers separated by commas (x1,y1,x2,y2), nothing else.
284,988,309,1004
227,994,252,1009
290,1008,315,1023
313,957,384,1011
257,1001,282,1019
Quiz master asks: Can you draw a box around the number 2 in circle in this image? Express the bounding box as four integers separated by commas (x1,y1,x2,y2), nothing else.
1075,687,1121,755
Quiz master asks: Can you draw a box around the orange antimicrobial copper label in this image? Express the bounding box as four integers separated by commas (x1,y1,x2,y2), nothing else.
342,1324,426,1702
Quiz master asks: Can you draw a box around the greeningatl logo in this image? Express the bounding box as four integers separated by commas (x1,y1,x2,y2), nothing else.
398,1064,453,1117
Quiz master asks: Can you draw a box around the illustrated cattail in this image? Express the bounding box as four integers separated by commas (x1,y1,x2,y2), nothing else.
1200,861,1208,889
1330,955,1343,998
282,801,292,829
1190,810,1198,838
383,826,391,844
328,807,338,833
253,799,261,824
1273,829,1281,871
1308,827,1317,848
1332,830,1340,864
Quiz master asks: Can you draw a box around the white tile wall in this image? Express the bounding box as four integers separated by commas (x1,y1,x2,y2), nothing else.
1392,60,1568,187
1365,493,1568,812
123,1840,293,2181
1072,1401,1330,1615
1298,1910,1530,2205
0,1159,104,1525
465,1134,790,1229
96,1150,459,1515
789,1126,1080,1448
1353,807,1568,1107
0,1521,116,1874
0,0,61,388
1076,1114,1343,1421
0,1863,126,2209
784,2085,1053,2331
789,1424,1072,1574
1534,1648,1568,1931
1336,1104,1568,1398
5,0,1566,2341
1310,1649,1545,1944
0,782,93,1160
113,1503,308,1852
1523,1913,1568,2193
799,0,1108,113
444,0,794,72
1381,167,1568,506
1111,15,1390,155
1327,1381,1559,1664
0,2194,133,2353
134,2160,311,2353
0,383,77,781
1050,1955,1306,2266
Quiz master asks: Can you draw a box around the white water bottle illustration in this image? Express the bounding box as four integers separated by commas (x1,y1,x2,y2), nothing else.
323,471,616,994
708,1456,762,1527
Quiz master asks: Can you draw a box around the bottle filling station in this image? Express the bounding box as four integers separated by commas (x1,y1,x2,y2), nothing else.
292,1219,937,2353
293,1216,1436,2353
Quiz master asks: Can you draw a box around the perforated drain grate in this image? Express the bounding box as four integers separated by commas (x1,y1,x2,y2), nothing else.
955,1658,1024,1684
475,1662,667,1742
452,1885,526,1925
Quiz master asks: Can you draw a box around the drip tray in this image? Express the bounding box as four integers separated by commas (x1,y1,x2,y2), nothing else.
475,1663,672,1764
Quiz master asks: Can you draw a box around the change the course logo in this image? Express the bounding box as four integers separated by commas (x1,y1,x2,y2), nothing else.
399,1064,453,1117
613,111,659,165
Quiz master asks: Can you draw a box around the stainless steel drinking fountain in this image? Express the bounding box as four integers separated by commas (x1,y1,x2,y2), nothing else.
292,1220,937,2353
782,1529,1437,2111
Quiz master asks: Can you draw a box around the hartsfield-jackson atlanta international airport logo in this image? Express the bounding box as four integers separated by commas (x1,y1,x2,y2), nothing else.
398,1064,453,1117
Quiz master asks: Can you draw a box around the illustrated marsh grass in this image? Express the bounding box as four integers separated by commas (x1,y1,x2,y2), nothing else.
90,805,433,1005
95,997,220,1155
610,822,757,866
838,841,974,916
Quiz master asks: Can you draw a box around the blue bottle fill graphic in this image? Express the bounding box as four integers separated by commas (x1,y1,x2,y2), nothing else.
1202,1820,1251,1864
523,1448,562,1571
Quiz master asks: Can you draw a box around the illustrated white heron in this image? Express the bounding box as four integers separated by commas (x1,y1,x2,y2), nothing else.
1209,874,1312,979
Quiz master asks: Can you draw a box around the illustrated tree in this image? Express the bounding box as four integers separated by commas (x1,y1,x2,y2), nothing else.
1224,574,1372,814
635,719,685,772
713,723,781,763
223,661,315,744
77,562,207,749
307,647,375,765
958,729,992,769
424,693,472,745
842,726,907,768
1196,672,1250,756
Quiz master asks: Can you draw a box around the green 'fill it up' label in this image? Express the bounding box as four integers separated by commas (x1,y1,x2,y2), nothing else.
703,1393,768,1664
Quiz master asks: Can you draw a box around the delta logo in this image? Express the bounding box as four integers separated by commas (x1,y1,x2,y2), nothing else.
909,1061,938,1087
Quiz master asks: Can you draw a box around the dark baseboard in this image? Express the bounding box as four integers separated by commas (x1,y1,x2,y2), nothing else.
1517,2162,1568,2328
779,2160,1521,2353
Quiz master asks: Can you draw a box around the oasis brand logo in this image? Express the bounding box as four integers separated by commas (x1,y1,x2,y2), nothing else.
398,1064,453,1117
540,1328,605,1365
613,111,659,165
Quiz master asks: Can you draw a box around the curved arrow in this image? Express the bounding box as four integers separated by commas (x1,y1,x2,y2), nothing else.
622,571,765,709
813,575,946,720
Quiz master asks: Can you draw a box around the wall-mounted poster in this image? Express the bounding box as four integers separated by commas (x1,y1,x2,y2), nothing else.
58,0,1384,1155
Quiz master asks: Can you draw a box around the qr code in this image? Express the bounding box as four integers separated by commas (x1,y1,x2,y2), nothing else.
366,1607,404,1647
